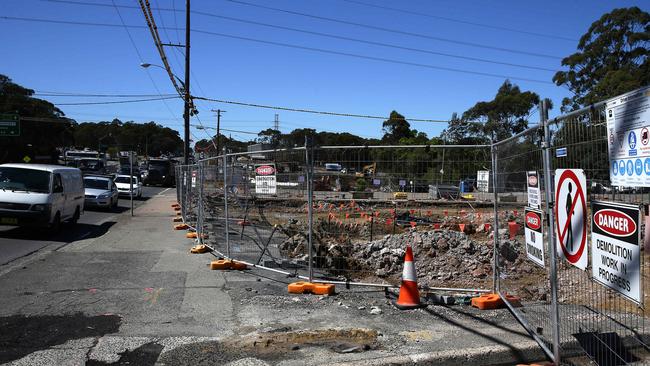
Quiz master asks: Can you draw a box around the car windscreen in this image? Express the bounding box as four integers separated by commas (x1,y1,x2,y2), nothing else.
84,178,110,190
114,176,135,184
148,161,170,170
79,160,102,169
0,167,51,193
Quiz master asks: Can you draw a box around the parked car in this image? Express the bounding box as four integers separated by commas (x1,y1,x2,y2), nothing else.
83,175,119,209
114,175,142,198
0,163,84,230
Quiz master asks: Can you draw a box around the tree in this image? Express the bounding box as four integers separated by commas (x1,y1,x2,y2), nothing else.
382,111,414,144
461,80,540,141
0,74,72,163
554,7,649,111
256,128,281,146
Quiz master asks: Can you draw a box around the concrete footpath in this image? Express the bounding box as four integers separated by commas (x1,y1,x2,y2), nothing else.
0,189,546,365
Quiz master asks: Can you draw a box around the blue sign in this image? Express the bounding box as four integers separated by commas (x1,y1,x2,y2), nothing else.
635,159,643,175
629,131,637,149
399,179,406,187
556,147,567,157
645,158,650,175
612,161,618,176
298,175,305,182
627,160,634,176
619,160,626,175
373,179,381,186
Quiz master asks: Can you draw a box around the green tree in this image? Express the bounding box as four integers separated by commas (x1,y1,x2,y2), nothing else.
0,74,72,163
381,111,414,144
257,128,281,146
461,80,540,141
554,7,649,111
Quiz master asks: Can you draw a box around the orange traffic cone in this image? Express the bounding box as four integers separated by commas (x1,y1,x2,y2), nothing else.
394,245,424,310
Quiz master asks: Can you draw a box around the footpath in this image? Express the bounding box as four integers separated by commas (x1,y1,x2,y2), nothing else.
0,189,545,365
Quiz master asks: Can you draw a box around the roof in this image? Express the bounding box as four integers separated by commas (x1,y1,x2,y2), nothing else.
0,163,81,173
83,175,112,181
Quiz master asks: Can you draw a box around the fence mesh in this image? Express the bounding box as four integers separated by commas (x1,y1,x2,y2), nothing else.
178,90,650,365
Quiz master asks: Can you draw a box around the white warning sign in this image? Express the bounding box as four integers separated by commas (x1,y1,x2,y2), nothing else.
591,201,641,304
525,208,544,268
254,163,277,195
527,171,540,209
554,169,588,270
607,86,650,187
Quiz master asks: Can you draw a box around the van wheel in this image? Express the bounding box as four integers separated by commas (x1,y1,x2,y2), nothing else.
50,213,61,233
69,207,80,225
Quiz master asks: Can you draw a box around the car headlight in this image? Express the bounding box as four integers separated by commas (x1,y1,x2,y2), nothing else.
98,193,111,198
31,203,51,212
162,175,166,178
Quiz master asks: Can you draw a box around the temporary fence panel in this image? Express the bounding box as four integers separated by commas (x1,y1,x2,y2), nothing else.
495,93,650,364
303,144,494,292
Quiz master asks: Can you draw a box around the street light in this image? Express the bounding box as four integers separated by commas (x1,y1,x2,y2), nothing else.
140,63,185,92
140,62,191,165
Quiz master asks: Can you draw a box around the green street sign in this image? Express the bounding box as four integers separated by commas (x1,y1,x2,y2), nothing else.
0,114,20,137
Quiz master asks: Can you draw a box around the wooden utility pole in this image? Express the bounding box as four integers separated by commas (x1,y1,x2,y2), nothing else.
211,109,225,155
183,0,191,164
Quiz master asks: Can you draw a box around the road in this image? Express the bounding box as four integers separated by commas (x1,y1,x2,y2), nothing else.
0,186,169,266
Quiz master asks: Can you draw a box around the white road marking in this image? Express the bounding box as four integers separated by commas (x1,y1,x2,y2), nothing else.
157,188,172,196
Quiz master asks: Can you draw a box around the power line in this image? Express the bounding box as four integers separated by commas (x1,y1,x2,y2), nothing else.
0,15,553,84
189,11,557,72
39,0,557,72
340,0,577,42
194,96,455,123
109,0,183,126
223,0,562,60
54,96,179,105
35,92,177,97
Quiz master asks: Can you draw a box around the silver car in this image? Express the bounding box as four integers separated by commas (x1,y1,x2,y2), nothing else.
83,176,119,209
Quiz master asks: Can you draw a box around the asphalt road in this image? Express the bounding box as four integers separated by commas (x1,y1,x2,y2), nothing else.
0,186,169,266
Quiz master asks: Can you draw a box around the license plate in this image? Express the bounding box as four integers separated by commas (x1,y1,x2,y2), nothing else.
1,217,18,225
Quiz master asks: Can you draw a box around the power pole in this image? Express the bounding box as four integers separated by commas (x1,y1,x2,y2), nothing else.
211,109,225,155
183,0,191,165
274,113,279,131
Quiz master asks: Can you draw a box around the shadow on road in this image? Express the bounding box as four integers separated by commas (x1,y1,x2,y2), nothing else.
0,313,121,364
0,221,116,242
86,341,163,366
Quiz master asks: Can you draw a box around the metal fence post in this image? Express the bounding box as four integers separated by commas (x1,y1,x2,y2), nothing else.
491,140,500,293
197,162,204,244
223,148,230,258
540,99,561,363
306,136,314,282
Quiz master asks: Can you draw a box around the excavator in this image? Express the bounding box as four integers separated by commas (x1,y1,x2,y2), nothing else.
355,162,376,178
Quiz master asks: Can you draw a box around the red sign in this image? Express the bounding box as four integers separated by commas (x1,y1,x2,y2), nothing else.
593,209,636,237
528,175,538,187
525,211,541,230
642,127,649,145
554,169,587,268
255,165,275,176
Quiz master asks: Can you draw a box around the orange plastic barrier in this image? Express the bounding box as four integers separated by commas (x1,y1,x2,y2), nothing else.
172,217,183,223
471,293,521,310
287,282,335,296
190,245,211,254
508,222,519,239
209,260,247,270
174,223,189,230
458,223,466,232
174,206,181,211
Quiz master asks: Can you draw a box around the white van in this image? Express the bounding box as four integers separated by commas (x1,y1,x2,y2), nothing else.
0,164,84,230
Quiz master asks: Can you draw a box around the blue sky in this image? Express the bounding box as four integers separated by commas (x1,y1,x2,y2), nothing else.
2,0,647,143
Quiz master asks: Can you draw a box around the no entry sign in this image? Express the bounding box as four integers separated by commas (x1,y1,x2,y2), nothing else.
554,169,588,270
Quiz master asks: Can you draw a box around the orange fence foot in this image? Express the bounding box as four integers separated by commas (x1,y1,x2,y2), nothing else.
209,259,247,270
287,282,335,296
174,206,181,211
190,245,211,254
471,293,521,310
172,217,183,223
174,223,189,230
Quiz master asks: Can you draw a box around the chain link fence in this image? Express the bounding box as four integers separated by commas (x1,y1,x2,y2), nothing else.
176,88,650,365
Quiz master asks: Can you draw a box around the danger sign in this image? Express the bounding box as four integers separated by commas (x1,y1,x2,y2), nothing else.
254,163,277,195
591,201,641,304
525,208,544,268
554,169,587,270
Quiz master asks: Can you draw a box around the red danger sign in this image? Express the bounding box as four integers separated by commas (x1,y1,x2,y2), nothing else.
255,165,275,176
554,169,588,270
593,209,636,237
525,211,541,230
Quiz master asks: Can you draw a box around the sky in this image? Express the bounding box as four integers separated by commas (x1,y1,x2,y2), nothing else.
2,0,648,144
